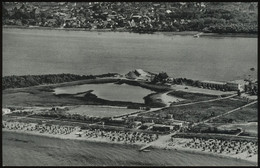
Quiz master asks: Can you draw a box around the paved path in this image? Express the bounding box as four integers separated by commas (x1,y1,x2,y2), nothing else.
139,130,179,151
235,130,244,136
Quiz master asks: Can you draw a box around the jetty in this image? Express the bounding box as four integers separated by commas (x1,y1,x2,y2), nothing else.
139,130,179,151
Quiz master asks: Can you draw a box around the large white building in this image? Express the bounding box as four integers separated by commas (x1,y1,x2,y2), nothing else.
199,80,226,90
226,80,248,91
2,108,11,115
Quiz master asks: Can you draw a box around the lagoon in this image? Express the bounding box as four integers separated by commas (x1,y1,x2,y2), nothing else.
54,83,155,103
3,28,257,81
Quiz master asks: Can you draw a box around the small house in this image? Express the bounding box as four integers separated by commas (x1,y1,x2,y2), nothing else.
152,124,174,132
2,108,11,115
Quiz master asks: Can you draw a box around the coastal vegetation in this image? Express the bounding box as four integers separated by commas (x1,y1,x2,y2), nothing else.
140,98,249,123
209,103,258,123
2,73,119,90
168,91,220,104
151,72,169,84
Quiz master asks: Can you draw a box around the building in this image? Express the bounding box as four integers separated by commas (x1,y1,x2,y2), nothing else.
132,121,142,127
2,108,11,115
199,80,226,90
251,81,258,94
135,69,148,76
245,80,258,94
125,69,155,82
139,122,155,130
226,80,247,91
152,124,174,132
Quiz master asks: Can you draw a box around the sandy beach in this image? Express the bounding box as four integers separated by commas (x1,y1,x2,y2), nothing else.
3,130,257,166
2,120,156,146
163,138,258,163
2,120,258,165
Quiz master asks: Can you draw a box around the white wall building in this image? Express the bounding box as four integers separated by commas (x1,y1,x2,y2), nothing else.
226,80,247,91
2,108,11,115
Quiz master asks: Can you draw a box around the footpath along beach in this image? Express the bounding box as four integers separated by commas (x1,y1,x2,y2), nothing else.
2,121,257,166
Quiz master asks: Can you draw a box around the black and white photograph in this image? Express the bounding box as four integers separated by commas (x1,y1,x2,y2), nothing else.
2,1,258,166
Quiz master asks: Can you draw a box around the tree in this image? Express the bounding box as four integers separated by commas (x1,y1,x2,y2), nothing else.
2,6,9,18
237,90,241,96
152,72,169,83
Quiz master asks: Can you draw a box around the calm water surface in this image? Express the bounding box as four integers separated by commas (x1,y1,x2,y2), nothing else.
54,83,155,103
3,28,257,81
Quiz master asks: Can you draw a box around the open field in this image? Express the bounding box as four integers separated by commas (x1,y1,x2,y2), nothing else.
210,103,258,123
140,98,249,123
217,122,257,136
168,90,220,105
170,85,235,96
66,105,141,117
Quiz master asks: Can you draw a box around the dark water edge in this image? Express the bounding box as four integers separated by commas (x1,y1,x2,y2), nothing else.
3,25,257,38
2,131,257,166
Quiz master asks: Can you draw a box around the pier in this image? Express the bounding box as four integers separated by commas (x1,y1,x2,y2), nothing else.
139,130,179,151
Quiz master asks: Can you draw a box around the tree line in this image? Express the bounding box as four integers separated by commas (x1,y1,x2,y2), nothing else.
2,73,118,90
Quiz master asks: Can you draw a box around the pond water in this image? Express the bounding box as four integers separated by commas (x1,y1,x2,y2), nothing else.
54,83,155,103
3,28,257,81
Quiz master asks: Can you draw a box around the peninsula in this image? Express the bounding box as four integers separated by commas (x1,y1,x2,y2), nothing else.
3,69,258,165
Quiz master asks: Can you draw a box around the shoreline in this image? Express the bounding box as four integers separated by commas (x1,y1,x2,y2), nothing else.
2,129,257,165
2,129,145,147
3,25,257,38
151,139,257,165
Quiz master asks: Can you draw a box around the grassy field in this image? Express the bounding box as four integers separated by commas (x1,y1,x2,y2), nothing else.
140,98,249,123
66,105,140,117
168,90,220,105
216,122,258,137
210,103,258,123
170,85,235,96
